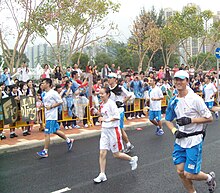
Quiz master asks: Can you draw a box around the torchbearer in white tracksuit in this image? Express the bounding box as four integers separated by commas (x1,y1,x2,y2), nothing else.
93,87,138,184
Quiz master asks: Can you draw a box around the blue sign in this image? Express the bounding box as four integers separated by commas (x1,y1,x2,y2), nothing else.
216,48,220,59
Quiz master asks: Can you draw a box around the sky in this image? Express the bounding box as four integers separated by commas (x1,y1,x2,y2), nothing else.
108,0,220,42
1,0,220,48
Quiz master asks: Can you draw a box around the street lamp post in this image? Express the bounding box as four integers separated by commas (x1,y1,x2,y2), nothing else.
215,47,220,106
217,60,219,106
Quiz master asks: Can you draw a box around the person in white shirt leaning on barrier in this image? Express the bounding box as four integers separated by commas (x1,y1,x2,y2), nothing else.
107,73,135,154
165,70,216,193
36,78,74,158
203,75,220,119
93,86,138,184
146,77,164,136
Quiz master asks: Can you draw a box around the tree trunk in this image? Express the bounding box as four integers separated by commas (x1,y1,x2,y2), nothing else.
138,60,143,72
146,50,157,71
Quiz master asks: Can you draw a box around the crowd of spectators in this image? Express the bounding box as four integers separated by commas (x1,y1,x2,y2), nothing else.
0,62,219,140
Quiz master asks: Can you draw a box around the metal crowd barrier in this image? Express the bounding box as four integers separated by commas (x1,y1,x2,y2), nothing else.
0,93,219,131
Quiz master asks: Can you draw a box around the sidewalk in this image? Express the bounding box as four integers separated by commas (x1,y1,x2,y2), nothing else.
0,116,154,154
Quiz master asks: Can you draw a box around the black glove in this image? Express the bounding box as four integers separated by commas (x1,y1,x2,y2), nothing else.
176,117,192,126
174,130,188,139
115,101,124,108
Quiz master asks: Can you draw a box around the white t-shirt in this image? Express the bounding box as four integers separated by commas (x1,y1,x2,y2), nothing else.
10,90,22,97
1,91,8,99
45,69,51,78
164,83,171,90
19,67,30,82
43,89,63,120
100,99,120,128
92,94,99,109
148,86,163,111
175,92,212,148
76,68,82,77
189,68,195,76
203,82,217,102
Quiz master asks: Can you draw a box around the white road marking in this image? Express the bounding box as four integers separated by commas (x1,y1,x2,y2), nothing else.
51,187,71,193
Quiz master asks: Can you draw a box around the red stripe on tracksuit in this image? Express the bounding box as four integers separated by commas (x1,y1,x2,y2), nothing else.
115,127,122,151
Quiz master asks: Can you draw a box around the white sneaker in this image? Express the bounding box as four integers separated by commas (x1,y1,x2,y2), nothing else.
141,114,145,118
132,117,135,119
74,125,80,129
207,171,216,193
95,122,101,126
136,115,140,119
129,156,138,170
65,126,69,130
93,173,107,183
84,124,88,128
127,117,132,120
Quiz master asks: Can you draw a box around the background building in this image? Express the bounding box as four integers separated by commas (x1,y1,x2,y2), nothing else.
164,4,220,65
26,44,49,68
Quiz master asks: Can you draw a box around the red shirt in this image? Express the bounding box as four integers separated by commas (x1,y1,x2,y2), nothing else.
173,67,179,75
79,82,88,88
93,84,101,92
76,79,82,84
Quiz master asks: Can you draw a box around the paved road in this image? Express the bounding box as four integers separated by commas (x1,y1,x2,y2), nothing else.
0,120,219,193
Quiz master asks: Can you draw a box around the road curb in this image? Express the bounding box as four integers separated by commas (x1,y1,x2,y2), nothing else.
0,119,163,154
0,129,102,154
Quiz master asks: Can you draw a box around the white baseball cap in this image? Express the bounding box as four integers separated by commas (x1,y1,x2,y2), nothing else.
174,70,189,80
108,73,117,78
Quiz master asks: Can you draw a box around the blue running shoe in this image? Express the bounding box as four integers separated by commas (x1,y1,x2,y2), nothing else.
67,139,74,151
215,112,219,119
155,127,160,134
37,150,48,158
156,129,164,136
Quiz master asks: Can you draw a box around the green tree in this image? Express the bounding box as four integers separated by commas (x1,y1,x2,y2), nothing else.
71,52,89,71
189,52,216,70
161,5,217,70
128,8,161,72
161,22,180,67
147,8,168,69
0,0,45,71
114,45,134,71
105,40,138,71
0,55,3,67
94,52,113,70
32,0,120,68
2,49,29,68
